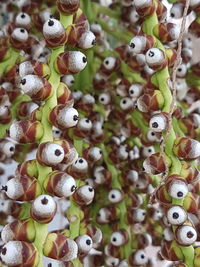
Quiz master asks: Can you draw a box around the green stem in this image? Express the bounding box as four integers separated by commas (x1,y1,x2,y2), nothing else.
33,14,73,267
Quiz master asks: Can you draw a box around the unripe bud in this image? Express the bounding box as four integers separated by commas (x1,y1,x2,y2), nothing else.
0,87,10,106
20,75,53,101
36,142,65,167
43,233,78,261
0,139,15,157
1,219,36,243
75,235,93,254
160,240,183,261
31,194,57,223
137,90,164,112
145,48,167,71
73,185,94,205
175,224,197,246
153,23,180,43
134,0,156,17
173,137,200,160
0,241,39,266
180,162,200,184
57,82,72,104
55,51,87,75
43,18,67,47
149,112,169,132
110,229,129,246
67,24,96,49
16,159,38,178
17,101,39,119
57,0,80,14
143,152,169,174
2,175,41,201
9,120,43,144
19,60,50,78
0,105,12,124
49,102,79,130
43,171,76,198
129,35,155,54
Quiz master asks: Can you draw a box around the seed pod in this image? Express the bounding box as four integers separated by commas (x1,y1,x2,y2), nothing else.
1,219,36,243
143,152,169,175
9,120,43,144
175,224,197,246
167,206,187,226
19,60,50,78
16,159,38,178
129,250,148,266
176,64,188,78
43,18,67,47
98,92,111,105
75,235,93,254
9,28,29,50
57,82,72,104
120,97,134,112
73,185,94,205
93,166,112,185
145,48,168,71
55,51,87,75
0,139,15,157
108,189,124,204
129,35,155,54
101,57,120,75
173,137,200,160
15,12,31,30
17,101,39,119
153,23,180,43
160,240,184,261
0,105,12,124
49,102,79,130
31,194,57,223
67,24,96,49
149,112,169,132
110,229,129,246
57,0,80,14
86,225,102,244
0,87,10,106
20,75,53,101
74,118,93,138
0,241,39,266
105,256,120,267
137,90,164,112
170,3,185,19
36,142,65,167
83,146,102,164
127,208,146,224
166,175,188,200
67,157,88,179
134,0,156,17
96,206,120,224
2,175,41,201
43,233,78,261
43,171,76,198
181,48,192,63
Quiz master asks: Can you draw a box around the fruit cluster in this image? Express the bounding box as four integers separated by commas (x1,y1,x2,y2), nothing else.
0,0,200,266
